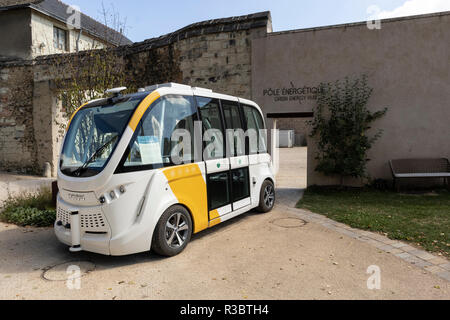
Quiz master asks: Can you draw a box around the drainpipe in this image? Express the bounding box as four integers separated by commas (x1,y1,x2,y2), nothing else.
76,29,82,52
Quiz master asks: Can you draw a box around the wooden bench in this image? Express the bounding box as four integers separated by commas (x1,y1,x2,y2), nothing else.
389,158,450,191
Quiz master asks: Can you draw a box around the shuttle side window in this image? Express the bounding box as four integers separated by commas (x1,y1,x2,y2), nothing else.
208,172,231,210
221,100,245,157
231,167,250,202
117,95,197,172
242,105,267,155
196,97,225,160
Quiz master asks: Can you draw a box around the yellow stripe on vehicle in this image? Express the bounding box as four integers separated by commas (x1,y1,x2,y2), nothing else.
209,209,220,220
209,210,222,227
66,102,89,131
128,91,160,131
162,164,209,234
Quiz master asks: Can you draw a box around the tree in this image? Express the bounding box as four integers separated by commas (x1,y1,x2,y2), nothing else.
50,2,131,161
53,48,128,116
309,74,388,186
53,1,130,119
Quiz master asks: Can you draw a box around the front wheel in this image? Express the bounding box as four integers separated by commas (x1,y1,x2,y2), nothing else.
151,205,193,257
257,180,276,213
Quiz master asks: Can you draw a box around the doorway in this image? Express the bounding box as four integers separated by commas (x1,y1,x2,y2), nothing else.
267,113,313,190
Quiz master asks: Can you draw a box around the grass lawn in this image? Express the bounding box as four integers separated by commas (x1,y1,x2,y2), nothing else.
297,187,450,258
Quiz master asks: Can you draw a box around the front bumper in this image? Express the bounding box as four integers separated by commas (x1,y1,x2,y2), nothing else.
55,197,111,255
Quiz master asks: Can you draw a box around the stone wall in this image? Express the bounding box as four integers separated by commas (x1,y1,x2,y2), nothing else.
123,11,271,99
0,61,36,173
175,30,255,99
0,11,272,176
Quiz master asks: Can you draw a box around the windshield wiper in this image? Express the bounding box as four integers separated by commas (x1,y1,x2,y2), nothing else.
73,135,119,177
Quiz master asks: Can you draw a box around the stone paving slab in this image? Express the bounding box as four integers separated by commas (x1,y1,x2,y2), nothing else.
273,146,449,288
437,272,450,282
278,200,450,283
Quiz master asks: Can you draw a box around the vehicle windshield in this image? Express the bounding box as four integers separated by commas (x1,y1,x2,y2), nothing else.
60,94,146,177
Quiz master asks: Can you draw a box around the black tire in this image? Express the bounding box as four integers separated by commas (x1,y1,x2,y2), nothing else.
151,205,193,257
256,180,276,213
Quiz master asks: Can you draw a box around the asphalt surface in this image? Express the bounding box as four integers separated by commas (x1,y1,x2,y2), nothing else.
0,148,448,300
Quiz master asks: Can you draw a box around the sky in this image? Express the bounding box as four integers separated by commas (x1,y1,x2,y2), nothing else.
65,0,450,42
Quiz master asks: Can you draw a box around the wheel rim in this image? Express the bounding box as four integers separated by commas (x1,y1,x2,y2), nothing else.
264,184,275,208
165,212,189,249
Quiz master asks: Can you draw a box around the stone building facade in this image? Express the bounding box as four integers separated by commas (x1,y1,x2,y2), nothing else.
0,0,132,60
30,9,105,57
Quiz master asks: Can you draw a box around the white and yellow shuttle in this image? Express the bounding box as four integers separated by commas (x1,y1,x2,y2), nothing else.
55,83,275,256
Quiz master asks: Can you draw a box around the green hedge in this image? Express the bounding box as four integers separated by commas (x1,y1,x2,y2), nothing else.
1,207,55,227
0,188,56,227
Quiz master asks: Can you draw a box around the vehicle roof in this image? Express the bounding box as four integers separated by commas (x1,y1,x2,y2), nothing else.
84,84,264,116
83,92,149,108
150,84,263,115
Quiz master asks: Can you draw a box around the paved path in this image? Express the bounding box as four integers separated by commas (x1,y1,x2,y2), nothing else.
0,148,449,300
274,147,308,189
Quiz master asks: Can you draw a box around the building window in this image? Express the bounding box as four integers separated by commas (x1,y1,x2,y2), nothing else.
53,27,68,51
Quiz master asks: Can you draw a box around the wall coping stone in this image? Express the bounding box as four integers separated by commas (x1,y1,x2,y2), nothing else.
32,11,271,64
269,10,450,37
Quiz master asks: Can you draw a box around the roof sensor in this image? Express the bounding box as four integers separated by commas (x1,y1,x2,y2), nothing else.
105,87,127,97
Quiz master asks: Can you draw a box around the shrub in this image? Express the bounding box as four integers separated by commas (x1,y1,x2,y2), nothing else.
309,74,388,186
1,207,55,227
0,188,56,227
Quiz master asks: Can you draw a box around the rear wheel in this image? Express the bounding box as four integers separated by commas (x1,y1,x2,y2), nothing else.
151,205,193,257
257,180,275,213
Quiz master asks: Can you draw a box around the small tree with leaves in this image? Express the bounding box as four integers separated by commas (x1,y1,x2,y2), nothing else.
53,48,128,116
309,74,388,186
47,2,133,165
53,1,130,119
51,48,130,160
50,1,132,150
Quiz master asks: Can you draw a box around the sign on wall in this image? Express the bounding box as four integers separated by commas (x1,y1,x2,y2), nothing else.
262,82,323,105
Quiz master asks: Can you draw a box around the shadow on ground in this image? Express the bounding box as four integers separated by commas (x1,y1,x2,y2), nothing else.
0,207,270,276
